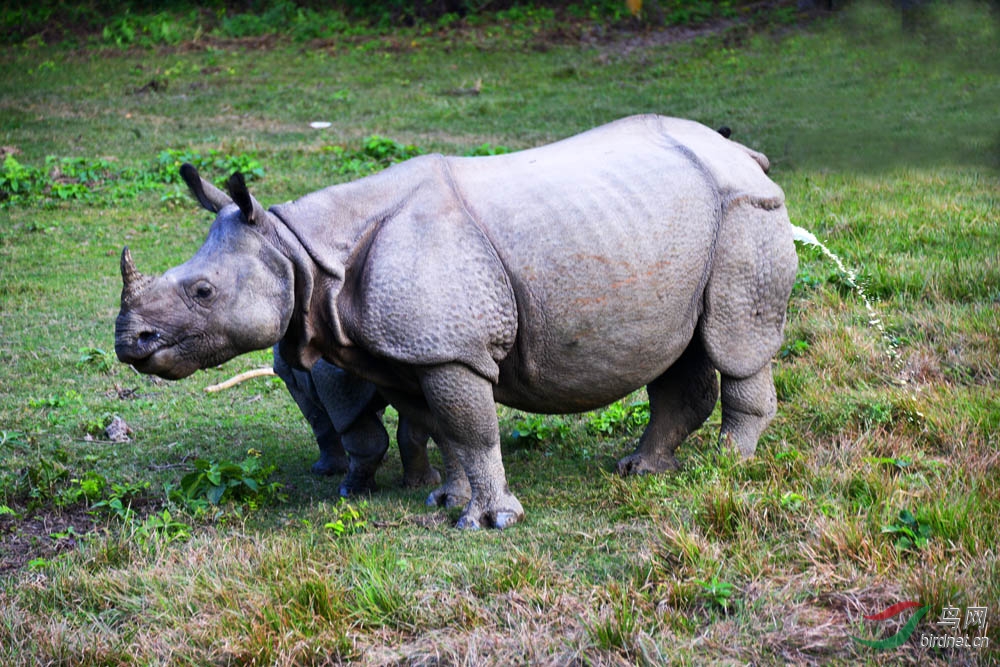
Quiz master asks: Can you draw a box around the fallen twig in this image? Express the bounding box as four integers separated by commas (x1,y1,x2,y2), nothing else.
204,367,276,393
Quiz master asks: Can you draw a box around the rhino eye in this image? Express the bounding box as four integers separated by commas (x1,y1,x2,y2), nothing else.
188,280,216,304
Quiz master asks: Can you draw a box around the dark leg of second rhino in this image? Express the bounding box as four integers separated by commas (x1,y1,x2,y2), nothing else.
272,347,350,475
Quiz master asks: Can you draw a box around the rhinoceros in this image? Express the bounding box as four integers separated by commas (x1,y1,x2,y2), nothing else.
272,345,440,494
115,114,798,529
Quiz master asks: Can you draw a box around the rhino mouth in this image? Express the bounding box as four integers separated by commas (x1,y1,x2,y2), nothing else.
115,329,200,380
131,347,199,380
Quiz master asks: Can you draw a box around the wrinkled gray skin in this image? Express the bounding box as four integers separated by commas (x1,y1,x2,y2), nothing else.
115,115,798,529
272,345,440,495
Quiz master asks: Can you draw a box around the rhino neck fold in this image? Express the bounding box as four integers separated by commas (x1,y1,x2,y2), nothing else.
264,210,343,370
267,161,437,370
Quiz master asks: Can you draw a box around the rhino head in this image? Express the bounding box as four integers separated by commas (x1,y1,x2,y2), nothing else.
115,165,296,379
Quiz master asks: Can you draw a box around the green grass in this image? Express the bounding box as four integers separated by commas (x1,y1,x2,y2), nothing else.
1,1,998,664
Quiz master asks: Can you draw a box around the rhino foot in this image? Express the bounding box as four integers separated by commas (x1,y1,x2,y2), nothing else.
616,452,680,476
312,455,350,476
338,472,377,497
426,479,472,509
455,510,522,530
404,466,442,489
455,493,524,530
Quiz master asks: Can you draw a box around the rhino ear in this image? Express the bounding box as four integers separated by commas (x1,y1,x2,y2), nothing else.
180,163,231,213
226,172,264,225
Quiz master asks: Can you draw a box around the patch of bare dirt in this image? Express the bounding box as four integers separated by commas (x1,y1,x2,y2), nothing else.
0,505,99,574
0,494,161,574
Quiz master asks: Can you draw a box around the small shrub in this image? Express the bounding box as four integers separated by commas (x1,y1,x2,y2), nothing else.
218,2,350,41
90,480,151,522
0,155,46,204
55,471,107,507
465,143,511,156
325,135,424,176
510,414,571,446
153,149,264,186
78,412,115,439
882,508,932,553
102,12,188,48
587,398,650,436
779,338,810,359
19,456,70,507
136,509,191,544
0,150,262,208
324,498,368,537
171,451,284,511
695,575,736,613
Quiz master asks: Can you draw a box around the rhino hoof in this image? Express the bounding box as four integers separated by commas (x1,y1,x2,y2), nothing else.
454,507,523,530
454,492,524,530
616,452,680,476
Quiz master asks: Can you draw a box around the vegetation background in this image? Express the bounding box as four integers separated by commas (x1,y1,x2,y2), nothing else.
0,0,997,664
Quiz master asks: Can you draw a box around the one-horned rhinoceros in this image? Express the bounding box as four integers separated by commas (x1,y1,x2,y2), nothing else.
115,114,798,529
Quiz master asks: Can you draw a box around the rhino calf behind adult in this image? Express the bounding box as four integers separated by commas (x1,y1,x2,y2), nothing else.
115,115,798,529
272,345,440,494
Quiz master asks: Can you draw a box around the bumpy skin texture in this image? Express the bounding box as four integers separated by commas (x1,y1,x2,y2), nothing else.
115,115,798,530
272,346,440,495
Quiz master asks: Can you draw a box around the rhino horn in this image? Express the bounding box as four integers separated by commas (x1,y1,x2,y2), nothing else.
226,172,264,225
180,163,231,213
120,246,153,305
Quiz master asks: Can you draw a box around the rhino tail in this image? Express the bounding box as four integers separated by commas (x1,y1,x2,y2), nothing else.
742,146,771,174
714,126,771,174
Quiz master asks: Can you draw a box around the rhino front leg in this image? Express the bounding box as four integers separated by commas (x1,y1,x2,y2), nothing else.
617,337,719,476
419,364,523,530
397,418,441,488
273,347,349,475
337,410,390,496
375,388,471,508
719,365,777,458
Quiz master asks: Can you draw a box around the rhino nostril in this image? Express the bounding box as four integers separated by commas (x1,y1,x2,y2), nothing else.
138,331,160,344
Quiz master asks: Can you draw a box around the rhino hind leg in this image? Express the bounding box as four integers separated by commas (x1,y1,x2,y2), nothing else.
700,198,796,457
616,338,718,476
419,363,522,529
719,366,777,458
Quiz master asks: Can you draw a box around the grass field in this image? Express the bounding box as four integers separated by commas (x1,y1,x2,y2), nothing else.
1,1,998,664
